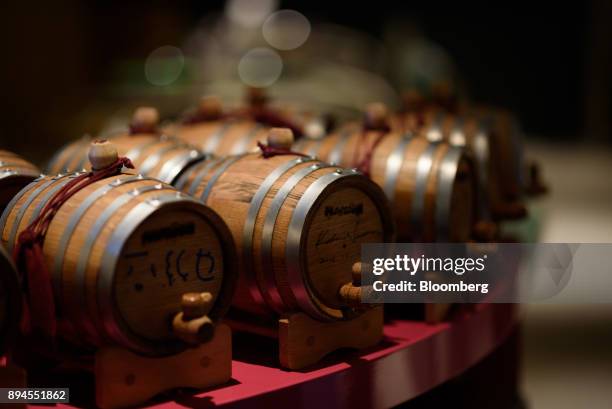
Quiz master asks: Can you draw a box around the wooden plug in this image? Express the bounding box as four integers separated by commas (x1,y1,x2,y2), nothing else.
172,292,215,345
130,106,159,133
198,96,223,119
89,140,118,171
339,262,376,309
268,128,294,150
526,161,548,196
364,102,389,130
246,86,268,108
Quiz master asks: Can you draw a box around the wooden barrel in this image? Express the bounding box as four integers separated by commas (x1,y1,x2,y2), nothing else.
176,131,395,322
1,155,238,356
167,96,329,156
397,109,526,220
0,244,21,355
46,108,204,185
294,124,477,242
461,105,525,200
1,150,40,213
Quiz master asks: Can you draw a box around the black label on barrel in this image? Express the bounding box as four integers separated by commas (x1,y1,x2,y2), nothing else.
141,222,195,244
324,202,363,217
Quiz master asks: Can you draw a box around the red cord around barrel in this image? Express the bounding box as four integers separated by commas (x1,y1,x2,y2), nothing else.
352,121,391,177
257,142,309,159
12,157,134,342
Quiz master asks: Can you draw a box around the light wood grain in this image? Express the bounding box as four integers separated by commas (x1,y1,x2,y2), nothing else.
95,323,231,409
278,307,383,369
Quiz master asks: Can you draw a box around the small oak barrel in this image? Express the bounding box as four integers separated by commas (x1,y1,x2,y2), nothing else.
0,150,40,213
1,143,237,356
175,129,395,322
46,107,204,184
0,244,21,355
167,95,329,156
294,121,477,242
397,109,526,221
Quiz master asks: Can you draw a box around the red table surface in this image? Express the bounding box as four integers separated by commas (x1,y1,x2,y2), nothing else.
29,304,518,409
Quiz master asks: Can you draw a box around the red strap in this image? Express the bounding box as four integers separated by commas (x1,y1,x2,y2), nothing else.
12,157,134,341
351,121,390,177
257,142,309,159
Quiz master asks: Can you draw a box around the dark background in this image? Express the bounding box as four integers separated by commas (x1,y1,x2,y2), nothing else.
1,1,610,158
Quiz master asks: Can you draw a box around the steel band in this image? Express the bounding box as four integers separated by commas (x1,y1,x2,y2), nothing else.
138,143,187,177
0,167,39,180
435,147,462,241
242,157,312,311
230,124,264,155
185,157,224,196
286,170,349,321
426,113,444,143
51,175,151,299
0,176,44,237
473,122,492,219
449,117,466,147
59,137,91,173
410,144,438,240
97,192,196,353
383,133,413,201
260,161,326,313
204,121,234,153
46,136,89,174
156,149,203,185
124,139,162,164
200,154,246,204
7,174,70,251
327,128,354,165
26,173,81,227
172,156,207,191
72,182,170,341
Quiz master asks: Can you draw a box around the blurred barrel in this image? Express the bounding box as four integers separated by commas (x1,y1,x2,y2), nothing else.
0,150,40,213
167,95,329,156
46,108,203,184
399,109,526,220
1,148,238,355
0,244,21,355
295,121,478,242
176,129,394,322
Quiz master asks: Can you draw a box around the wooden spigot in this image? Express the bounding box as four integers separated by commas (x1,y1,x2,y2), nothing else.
339,262,371,308
130,106,159,134
364,102,389,130
172,292,215,345
89,139,118,171
268,128,294,150
198,96,223,119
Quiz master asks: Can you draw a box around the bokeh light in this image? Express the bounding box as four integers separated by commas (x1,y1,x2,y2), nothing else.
144,46,185,86
226,0,278,28
263,10,311,50
238,48,283,87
